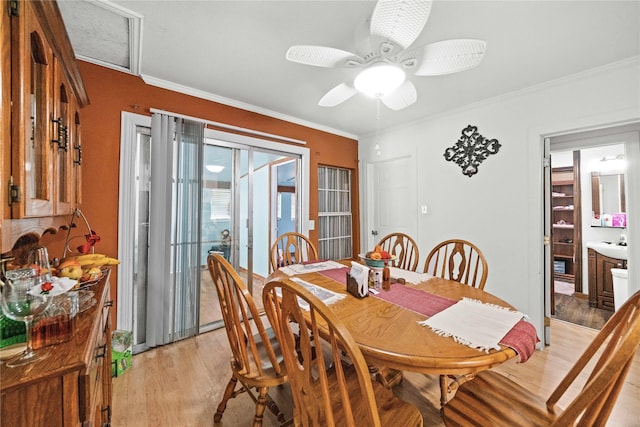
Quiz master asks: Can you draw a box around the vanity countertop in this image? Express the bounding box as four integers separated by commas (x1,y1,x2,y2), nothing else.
586,241,628,260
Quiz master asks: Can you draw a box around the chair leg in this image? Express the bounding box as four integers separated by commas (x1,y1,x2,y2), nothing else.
264,387,287,424
252,386,269,427
214,376,240,422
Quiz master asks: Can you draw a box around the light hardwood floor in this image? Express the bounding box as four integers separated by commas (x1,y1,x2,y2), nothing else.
111,319,640,427
199,266,265,326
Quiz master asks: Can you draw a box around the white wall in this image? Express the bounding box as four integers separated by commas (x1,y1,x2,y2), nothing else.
358,57,640,344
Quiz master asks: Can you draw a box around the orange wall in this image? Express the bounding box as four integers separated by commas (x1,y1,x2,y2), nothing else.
72,61,360,310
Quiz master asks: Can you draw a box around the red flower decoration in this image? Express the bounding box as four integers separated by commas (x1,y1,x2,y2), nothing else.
77,230,101,254
41,281,53,294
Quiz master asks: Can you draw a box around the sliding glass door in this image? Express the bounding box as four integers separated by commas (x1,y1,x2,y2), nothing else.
199,138,301,331
119,112,310,351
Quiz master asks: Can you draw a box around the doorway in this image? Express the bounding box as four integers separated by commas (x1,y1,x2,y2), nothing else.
546,126,637,330
199,140,302,331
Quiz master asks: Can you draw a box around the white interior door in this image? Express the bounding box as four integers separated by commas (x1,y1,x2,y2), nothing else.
367,156,417,249
543,137,552,344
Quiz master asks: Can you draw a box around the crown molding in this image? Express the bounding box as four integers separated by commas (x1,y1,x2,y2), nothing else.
364,56,640,140
140,74,358,141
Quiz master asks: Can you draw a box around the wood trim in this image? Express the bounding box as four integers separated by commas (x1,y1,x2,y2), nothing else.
573,150,582,293
1,216,69,255
619,174,626,212
591,172,600,215
29,0,89,107
1,2,11,224
277,185,295,193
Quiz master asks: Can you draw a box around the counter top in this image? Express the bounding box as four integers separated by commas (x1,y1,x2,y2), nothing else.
586,241,627,260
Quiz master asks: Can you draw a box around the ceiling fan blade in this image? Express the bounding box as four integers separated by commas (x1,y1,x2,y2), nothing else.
286,45,364,68
413,39,487,76
318,83,358,107
381,80,417,110
370,0,432,55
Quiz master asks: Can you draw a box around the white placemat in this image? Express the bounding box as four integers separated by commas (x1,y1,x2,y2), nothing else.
279,260,345,276
388,267,432,284
419,297,524,352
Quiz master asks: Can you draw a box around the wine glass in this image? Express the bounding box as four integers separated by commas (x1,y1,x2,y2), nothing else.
27,246,53,286
0,268,52,367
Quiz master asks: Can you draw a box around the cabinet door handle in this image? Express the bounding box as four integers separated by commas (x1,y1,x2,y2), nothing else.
102,404,112,421
73,143,82,165
51,117,68,151
95,344,107,361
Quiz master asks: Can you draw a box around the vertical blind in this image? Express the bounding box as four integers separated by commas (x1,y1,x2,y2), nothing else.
147,113,204,347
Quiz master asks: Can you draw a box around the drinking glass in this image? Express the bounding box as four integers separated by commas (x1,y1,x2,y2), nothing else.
0,268,52,367
27,246,53,286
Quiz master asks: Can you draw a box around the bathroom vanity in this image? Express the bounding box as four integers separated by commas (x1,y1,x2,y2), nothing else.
587,244,628,311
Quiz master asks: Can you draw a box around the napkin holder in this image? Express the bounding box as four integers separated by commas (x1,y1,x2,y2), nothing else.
346,272,368,299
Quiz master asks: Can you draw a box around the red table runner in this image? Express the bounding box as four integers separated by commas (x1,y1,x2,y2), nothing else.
318,267,539,362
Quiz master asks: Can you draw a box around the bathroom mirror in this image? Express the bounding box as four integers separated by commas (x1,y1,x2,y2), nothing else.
591,172,626,227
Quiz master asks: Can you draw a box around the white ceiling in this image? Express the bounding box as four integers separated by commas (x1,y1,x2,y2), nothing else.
58,0,640,138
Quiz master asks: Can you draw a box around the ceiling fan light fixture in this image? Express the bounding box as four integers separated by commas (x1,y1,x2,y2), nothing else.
354,64,406,98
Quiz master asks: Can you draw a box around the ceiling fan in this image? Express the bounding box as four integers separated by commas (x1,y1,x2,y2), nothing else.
286,0,486,110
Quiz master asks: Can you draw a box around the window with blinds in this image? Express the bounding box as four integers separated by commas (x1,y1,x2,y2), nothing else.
209,188,231,220
318,166,352,260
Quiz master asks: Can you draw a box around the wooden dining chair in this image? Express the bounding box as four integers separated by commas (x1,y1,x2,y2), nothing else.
269,232,318,273
263,279,423,427
377,232,420,272
207,253,288,427
423,239,488,289
423,239,488,407
442,289,640,426
370,232,420,387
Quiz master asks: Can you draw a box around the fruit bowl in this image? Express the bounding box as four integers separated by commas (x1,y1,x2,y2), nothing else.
359,254,395,268
75,266,111,290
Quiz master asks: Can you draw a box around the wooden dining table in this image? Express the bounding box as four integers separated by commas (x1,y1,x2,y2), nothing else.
266,260,520,378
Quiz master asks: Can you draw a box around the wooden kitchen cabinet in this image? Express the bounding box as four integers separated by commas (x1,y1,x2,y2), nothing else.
1,273,113,426
1,0,89,252
587,248,627,312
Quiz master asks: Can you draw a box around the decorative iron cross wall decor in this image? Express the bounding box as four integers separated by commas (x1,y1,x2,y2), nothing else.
444,125,501,177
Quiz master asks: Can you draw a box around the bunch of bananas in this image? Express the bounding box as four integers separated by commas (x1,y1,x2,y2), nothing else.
55,253,120,281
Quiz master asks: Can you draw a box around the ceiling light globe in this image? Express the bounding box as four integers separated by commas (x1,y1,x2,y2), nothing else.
354,64,405,98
